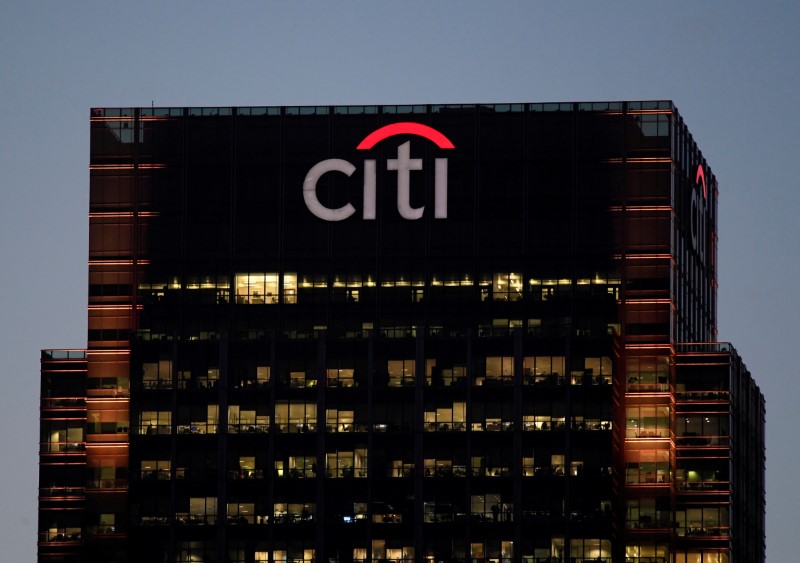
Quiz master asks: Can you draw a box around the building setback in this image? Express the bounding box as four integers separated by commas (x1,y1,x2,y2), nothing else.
38,102,765,563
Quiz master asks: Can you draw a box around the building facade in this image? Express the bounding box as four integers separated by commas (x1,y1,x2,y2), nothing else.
39,102,765,563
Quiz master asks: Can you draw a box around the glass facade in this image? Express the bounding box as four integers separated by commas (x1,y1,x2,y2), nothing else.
38,102,764,563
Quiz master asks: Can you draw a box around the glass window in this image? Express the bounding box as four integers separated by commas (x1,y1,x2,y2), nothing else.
282,272,297,304
230,456,262,480
234,272,296,304
492,272,523,301
522,356,566,385
289,370,316,388
274,402,316,433
326,409,354,432
471,494,512,522
227,405,269,433
675,506,729,537
482,356,514,385
286,456,316,478
676,414,728,446
142,359,172,389
423,402,466,432
327,368,355,388
626,406,670,438
387,359,415,387
139,411,171,435
626,356,669,391
326,447,368,478
141,460,170,480
226,501,255,524
389,458,415,478
177,497,217,525
425,359,466,387
273,502,315,523
626,449,670,484
176,404,217,434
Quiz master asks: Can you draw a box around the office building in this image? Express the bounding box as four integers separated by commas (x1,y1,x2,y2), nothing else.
39,101,765,563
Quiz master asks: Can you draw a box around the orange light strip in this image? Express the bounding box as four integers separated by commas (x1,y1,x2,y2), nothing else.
91,116,135,122
89,164,133,170
86,349,130,356
89,115,174,125
139,116,176,122
624,344,674,351
608,206,674,213
622,254,674,261
627,109,672,115
85,397,130,405
602,157,672,164
89,164,167,170
87,305,143,311
629,158,672,163
89,212,160,218
88,260,150,266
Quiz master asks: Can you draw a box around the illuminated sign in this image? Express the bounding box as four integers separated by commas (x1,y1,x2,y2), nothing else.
303,122,455,221
690,164,707,260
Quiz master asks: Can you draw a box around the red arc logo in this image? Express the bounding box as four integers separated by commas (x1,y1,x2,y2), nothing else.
356,122,456,150
695,164,707,200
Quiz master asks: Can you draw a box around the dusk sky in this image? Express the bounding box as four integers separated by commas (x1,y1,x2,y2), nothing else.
2,2,798,560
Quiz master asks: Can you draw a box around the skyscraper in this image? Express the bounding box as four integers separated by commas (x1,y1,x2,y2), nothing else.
39,102,765,563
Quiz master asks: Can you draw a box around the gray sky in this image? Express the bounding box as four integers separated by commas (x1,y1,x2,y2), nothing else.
1,1,797,560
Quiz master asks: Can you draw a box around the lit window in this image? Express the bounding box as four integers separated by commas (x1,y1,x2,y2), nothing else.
326,368,355,388
227,405,269,433
492,272,523,301
424,402,466,432
141,460,170,480
283,273,297,304
274,402,316,433
141,359,172,389
626,406,670,438
139,411,171,435
326,448,368,478
387,359,415,387
482,356,514,385
235,273,296,304
326,409,355,432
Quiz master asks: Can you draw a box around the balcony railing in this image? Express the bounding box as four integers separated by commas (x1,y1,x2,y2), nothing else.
679,525,731,537
675,390,730,402
675,434,730,447
86,478,128,489
42,350,87,360
228,469,264,480
39,486,85,498
38,530,82,543
40,442,86,453
677,480,730,491
227,423,269,434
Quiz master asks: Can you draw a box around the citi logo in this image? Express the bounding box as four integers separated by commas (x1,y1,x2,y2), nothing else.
303,122,455,221
690,164,708,259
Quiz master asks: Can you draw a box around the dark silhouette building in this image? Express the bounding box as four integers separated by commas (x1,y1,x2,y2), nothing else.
39,102,765,563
